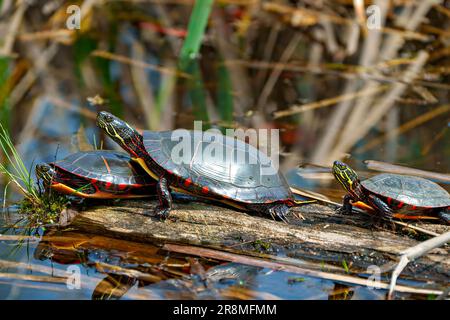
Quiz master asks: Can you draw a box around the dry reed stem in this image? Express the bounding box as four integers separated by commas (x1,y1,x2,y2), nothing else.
0,1,26,56
273,84,390,118
263,2,430,41
312,1,437,165
355,104,450,153
363,159,450,183
130,40,158,130
311,0,388,165
212,11,251,118
388,231,450,299
327,51,429,162
91,50,189,78
255,33,302,111
164,243,445,296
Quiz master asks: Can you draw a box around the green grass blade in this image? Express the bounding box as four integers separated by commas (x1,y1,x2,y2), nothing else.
217,60,234,125
178,0,214,71
0,122,39,200
0,57,11,132
186,60,210,127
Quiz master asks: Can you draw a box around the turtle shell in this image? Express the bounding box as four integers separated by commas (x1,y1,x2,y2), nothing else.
361,173,450,208
142,130,293,203
53,150,152,186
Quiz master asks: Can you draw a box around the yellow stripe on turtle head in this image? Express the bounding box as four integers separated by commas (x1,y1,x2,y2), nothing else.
332,161,358,192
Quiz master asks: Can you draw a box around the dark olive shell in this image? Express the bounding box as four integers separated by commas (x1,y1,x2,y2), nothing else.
143,130,293,203
361,173,450,208
54,150,152,186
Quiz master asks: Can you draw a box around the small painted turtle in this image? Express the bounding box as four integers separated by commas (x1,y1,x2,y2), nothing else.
36,150,156,198
96,111,311,221
332,161,450,223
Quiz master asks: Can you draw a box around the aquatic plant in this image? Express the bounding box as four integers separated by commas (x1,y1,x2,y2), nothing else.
0,122,67,223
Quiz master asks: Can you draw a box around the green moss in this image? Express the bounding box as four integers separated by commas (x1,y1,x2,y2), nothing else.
252,239,272,252
0,122,69,229
287,277,306,285
18,191,69,228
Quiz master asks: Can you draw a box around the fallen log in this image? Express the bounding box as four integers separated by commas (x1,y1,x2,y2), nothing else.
68,199,449,285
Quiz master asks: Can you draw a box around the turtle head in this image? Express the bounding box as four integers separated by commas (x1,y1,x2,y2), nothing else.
35,164,56,187
96,111,145,159
332,161,359,193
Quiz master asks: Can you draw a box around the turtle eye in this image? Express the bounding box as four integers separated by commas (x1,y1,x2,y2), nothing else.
104,114,113,123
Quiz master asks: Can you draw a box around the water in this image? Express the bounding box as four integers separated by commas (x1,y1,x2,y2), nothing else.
1,2,449,300
0,103,447,300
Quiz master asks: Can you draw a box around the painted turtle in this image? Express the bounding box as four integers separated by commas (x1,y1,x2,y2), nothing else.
96,111,311,221
35,150,156,198
332,161,450,223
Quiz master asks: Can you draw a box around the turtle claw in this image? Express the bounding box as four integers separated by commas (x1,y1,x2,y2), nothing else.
154,206,171,221
437,211,450,224
335,207,351,215
277,212,290,224
266,205,290,223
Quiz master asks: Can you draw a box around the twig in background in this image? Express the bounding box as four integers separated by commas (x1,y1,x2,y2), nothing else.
9,43,59,107
363,159,450,183
327,51,429,163
92,50,187,78
388,231,450,299
355,104,450,154
255,22,281,91
212,10,251,119
311,0,388,165
163,243,445,296
263,1,429,41
0,1,26,57
130,40,158,130
255,33,302,112
273,84,389,119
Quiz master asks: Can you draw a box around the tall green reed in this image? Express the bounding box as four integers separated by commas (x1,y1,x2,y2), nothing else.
0,122,40,206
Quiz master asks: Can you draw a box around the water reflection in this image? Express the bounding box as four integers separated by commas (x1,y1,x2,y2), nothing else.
0,224,380,300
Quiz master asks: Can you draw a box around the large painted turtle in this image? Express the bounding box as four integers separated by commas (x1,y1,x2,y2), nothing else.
36,150,156,198
332,161,450,223
96,111,311,221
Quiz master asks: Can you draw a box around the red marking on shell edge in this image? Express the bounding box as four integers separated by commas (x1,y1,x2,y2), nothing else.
91,178,98,184
166,170,173,175
397,201,404,209
411,205,417,210
184,178,192,187
105,182,112,189
387,197,392,205
118,183,127,190
201,186,209,194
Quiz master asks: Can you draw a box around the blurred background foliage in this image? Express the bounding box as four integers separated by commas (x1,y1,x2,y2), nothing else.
0,0,449,194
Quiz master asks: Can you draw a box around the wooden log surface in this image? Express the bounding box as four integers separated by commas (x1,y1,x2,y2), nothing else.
69,199,450,282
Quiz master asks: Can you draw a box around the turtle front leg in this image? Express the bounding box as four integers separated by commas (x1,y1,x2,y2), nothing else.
337,194,353,215
437,207,450,224
153,176,173,220
367,194,394,218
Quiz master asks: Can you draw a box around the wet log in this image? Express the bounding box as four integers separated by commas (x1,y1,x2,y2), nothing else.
68,199,450,282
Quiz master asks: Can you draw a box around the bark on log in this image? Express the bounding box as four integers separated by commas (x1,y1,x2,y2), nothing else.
69,199,449,282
